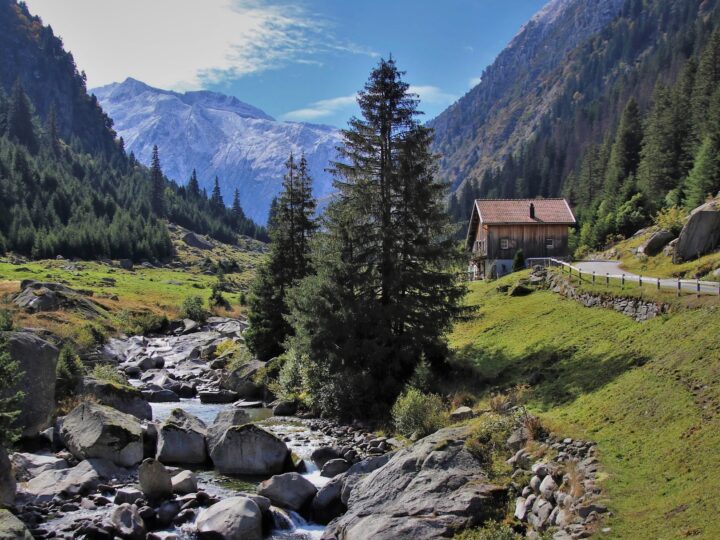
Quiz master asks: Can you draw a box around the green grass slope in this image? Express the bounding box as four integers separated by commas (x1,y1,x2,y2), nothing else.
449,272,720,539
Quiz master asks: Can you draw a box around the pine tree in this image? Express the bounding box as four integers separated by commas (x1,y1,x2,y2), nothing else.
684,137,720,209
245,154,317,361
7,79,37,153
231,188,245,224
149,145,165,217
604,98,643,205
287,58,465,419
210,177,224,210
187,169,200,198
46,103,60,154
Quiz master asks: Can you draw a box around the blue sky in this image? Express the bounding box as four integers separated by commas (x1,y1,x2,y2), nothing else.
25,0,546,127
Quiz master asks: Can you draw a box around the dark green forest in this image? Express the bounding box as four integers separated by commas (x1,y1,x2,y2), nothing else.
448,0,720,253
0,1,266,261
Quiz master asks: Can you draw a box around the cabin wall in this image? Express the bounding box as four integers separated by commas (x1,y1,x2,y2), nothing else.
486,224,569,260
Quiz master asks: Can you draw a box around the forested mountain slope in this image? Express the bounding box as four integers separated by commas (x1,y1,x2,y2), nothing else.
0,0,266,261
435,0,720,253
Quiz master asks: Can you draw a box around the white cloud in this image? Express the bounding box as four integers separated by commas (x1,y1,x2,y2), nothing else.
282,94,357,121
469,76,483,87
408,85,457,106
283,85,457,122
23,0,375,90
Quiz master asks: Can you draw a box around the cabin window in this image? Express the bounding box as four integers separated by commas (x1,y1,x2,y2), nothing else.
500,238,510,250
545,237,554,249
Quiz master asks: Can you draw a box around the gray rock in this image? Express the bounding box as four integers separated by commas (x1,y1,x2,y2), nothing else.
0,448,15,507
0,509,33,539
449,406,474,421
182,232,214,251
577,503,608,518
258,472,317,511
114,487,143,505
514,497,528,521
111,503,146,540
529,475,542,493
219,361,266,399
198,390,239,404
638,229,674,256
323,426,506,540
195,496,262,540
0,331,58,437
674,197,720,262
18,458,128,503
82,377,152,420
340,454,393,505
10,452,67,482
156,409,207,465
208,424,289,476
206,409,250,454
59,402,143,467
311,446,341,469
529,497,553,529
13,281,104,317
142,389,180,402
272,400,297,416
321,458,350,478
138,458,172,501
539,475,557,501
312,476,346,524
171,470,198,495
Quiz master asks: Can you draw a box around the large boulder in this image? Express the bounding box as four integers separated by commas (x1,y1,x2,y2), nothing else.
171,470,198,495
156,409,207,465
182,232,214,251
638,229,675,256
59,402,143,467
219,360,266,399
312,476,346,525
13,280,105,318
674,197,720,262
258,472,317,511
195,496,262,540
0,509,33,539
0,331,58,437
322,427,507,540
208,424,289,475
82,377,152,420
18,458,128,503
138,458,172,501
0,448,15,507
10,452,68,482
207,409,250,447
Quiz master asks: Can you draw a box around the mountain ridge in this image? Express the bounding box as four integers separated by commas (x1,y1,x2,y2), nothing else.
93,79,342,224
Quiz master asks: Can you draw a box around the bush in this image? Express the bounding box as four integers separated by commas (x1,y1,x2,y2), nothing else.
179,295,208,324
454,522,520,540
90,363,128,387
512,249,525,272
464,412,517,469
56,346,84,399
209,281,230,310
227,346,253,372
239,292,248,306
118,310,168,335
654,205,687,236
275,348,306,400
74,323,107,351
391,387,447,438
0,309,13,331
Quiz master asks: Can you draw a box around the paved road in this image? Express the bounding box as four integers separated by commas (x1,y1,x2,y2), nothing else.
572,260,720,295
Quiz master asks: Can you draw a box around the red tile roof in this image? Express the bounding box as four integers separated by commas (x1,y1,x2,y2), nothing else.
474,198,576,225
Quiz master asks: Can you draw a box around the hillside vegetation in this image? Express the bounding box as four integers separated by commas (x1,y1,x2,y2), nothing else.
449,273,720,539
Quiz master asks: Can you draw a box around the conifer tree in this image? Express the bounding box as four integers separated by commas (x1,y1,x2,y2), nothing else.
46,103,60,154
7,79,37,153
246,154,317,361
604,98,643,205
187,169,201,198
231,188,245,223
149,145,165,217
287,58,464,419
210,177,224,210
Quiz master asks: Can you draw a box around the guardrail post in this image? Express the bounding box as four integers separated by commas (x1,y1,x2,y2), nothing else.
697,279,701,297
677,278,681,297
606,273,609,286
639,275,643,287
621,274,625,289
657,278,660,290
592,271,595,284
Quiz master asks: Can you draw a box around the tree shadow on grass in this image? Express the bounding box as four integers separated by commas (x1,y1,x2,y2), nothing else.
446,344,650,409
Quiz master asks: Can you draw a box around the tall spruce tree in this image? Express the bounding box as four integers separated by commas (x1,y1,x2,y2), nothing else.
245,154,317,361
287,58,465,420
149,145,165,217
210,177,224,210
187,169,201,198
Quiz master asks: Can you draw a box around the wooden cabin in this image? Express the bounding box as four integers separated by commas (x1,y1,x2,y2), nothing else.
466,198,576,279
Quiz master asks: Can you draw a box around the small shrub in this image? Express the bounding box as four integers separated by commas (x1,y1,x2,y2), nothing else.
454,521,520,540
450,391,475,409
209,282,230,310
56,346,84,399
563,459,584,498
654,205,687,236
118,310,168,335
465,413,516,468
275,348,305,400
391,387,447,438
488,393,513,414
179,295,208,324
512,249,525,272
57,394,98,416
90,364,128,387
74,323,107,351
238,292,248,306
226,346,252,372
520,411,546,441
0,309,13,331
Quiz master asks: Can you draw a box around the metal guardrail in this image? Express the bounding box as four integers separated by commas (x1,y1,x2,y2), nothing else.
537,258,720,297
